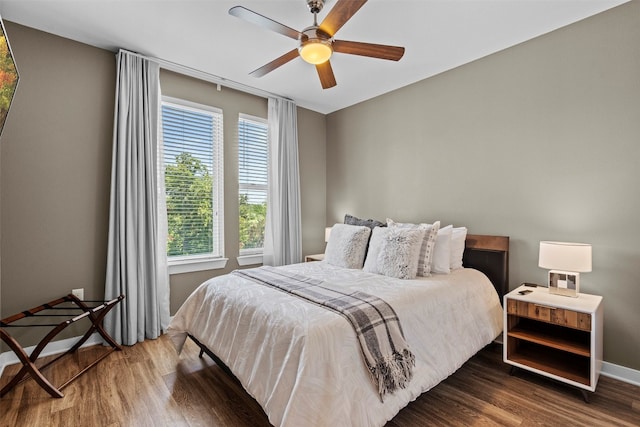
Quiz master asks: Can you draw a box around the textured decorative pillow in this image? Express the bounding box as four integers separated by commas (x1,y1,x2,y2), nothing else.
363,226,390,274
324,223,371,269
376,227,426,279
432,225,453,274
450,226,468,270
344,214,386,230
387,219,441,277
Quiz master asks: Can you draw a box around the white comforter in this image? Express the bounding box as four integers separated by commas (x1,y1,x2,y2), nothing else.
167,262,503,427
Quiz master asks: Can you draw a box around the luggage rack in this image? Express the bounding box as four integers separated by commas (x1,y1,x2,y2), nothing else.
0,293,124,398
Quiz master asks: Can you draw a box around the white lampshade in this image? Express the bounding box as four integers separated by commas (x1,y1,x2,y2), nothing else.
538,241,592,272
325,227,332,243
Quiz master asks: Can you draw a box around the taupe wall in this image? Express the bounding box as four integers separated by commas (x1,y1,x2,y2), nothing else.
0,22,116,349
326,1,640,370
0,23,326,349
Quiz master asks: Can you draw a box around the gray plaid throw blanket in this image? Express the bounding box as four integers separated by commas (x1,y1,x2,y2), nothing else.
232,266,415,399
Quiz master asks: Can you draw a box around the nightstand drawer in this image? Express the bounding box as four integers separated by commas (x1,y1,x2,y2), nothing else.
551,309,591,331
507,300,591,331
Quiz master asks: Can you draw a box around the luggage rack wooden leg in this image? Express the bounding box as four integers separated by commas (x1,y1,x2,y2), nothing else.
0,294,125,398
0,328,63,398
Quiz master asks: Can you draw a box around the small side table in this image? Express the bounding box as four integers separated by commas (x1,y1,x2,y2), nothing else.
0,293,125,398
305,253,325,262
503,285,602,402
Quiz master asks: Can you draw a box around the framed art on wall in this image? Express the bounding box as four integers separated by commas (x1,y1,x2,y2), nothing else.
0,15,19,138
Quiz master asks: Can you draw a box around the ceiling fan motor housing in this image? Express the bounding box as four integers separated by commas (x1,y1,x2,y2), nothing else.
299,26,331,43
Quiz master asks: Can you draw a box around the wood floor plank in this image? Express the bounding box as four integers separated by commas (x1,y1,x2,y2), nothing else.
436,381,523,426
1,337,639,426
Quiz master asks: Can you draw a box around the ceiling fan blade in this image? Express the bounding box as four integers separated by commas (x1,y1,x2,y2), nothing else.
250,49,300,78
229,6,302,40
319,0,367,37
316,61,337,89
333,40,405,61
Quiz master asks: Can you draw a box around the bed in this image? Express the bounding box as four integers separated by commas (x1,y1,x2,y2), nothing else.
168,232,508,427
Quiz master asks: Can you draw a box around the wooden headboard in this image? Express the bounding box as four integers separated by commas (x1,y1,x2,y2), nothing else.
462,234,509,299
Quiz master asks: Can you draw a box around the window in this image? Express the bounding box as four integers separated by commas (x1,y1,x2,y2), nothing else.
161,97,225,273
238,114,268,258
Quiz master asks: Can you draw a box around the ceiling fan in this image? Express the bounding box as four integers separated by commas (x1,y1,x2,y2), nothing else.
229,0,405,89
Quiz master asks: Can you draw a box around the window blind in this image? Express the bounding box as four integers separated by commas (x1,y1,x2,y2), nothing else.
238,114,268,253
161,99,224,258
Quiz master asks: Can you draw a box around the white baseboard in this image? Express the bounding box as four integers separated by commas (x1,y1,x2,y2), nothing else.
601,361,640,387
0,333,105,378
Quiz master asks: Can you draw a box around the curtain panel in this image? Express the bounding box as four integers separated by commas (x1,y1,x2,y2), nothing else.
263,98,302,266
104,50,170,346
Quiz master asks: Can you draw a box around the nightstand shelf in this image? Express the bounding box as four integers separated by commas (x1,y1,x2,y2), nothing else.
504,285,603,400
508,322,590,356
508,343,590,386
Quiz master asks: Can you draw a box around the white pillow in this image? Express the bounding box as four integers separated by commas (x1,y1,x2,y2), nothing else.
376,227,426,279
363,226,389,274
324,223,371,269
432,225,453,274
387,219,440,277
450,227,468,270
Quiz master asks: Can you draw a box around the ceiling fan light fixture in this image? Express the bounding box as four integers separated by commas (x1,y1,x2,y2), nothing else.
299,38,332,65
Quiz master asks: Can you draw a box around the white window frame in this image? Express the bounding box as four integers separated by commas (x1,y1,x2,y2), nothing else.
161,96,227,274
237,113,268,266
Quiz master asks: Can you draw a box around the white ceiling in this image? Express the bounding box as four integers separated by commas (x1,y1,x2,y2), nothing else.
0,0,629,114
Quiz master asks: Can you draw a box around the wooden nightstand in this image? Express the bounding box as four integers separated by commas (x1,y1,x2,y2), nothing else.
304,254,324,262
503,285,603,401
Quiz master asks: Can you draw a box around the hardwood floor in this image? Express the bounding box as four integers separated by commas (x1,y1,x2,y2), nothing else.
1,335,638,426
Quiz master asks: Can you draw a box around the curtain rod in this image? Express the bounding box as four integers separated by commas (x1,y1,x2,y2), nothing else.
117,48,290,103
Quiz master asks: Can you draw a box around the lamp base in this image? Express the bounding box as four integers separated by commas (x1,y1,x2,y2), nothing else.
548,270,579,297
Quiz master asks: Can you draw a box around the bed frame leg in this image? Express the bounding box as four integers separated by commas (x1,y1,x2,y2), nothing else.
187,334,236,379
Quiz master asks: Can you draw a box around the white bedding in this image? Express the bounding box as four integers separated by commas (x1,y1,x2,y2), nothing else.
167,261,503,427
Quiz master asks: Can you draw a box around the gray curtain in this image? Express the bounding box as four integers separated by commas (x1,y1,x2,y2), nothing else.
263,98,302,266
104,50,170,346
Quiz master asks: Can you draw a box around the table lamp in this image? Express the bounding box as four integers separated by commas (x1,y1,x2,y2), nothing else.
538,241,592,297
